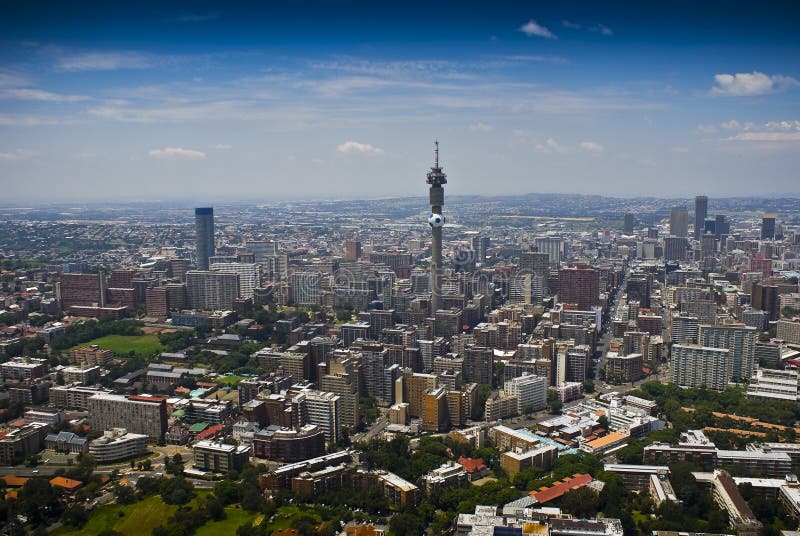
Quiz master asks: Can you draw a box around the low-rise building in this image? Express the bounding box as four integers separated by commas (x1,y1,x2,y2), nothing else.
193,440,250,473
88,428,148,463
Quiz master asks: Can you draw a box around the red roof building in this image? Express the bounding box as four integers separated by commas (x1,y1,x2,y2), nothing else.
530,473,593,504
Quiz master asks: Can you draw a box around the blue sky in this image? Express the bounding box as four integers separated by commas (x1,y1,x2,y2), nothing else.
1,1,799,202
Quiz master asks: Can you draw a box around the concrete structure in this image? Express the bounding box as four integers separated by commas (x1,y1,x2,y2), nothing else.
87,393,168,442
88,428,148,463
427,141,447,313
504,373,547,414
186,270,240,310
672,344,732,390
211,262,260,299
558,265,600,311
670,207,689,238
195,207,215,271
193,440,250,473
699,324,757,381
694,195,708,240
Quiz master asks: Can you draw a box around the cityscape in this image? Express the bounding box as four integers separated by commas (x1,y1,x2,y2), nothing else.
2,2,800,536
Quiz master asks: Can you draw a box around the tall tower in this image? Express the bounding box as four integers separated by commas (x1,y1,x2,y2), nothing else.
694,195,708,240
426,141,447,314
195,207,215,270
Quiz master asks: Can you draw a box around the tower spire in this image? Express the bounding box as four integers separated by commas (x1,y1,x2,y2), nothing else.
434,139,439,169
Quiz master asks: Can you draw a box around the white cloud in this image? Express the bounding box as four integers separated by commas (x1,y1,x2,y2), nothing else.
215,143,232,150
0,88,89,102
469,122,494,132
696,124,718,134
580,141,605,153
337,141,384,155
58,52,152,72
519,20,556,39
562,20,581,29
0,148,36,161
710,71,799,96
148,147,206,159
593,24,614,36
719,119,800,142
535,138,567,154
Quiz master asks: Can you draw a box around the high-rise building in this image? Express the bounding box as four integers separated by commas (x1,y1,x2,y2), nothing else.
694,196,708,240
534,237,564,266
426,141,447,313
698,324,757,381
87,394,168,442
290,271,322,306
663,236,687,262
715,215,729,238
186,270,240,310
211,262,260,299
59,273,106,309
751,282,780,322
672,344,731,390
761,213,777,240
504,374,547,414
623,213,634,234
195,207,215,270
294,390,341,444
345,240,362,261
558,265,600,311
670,207,689,238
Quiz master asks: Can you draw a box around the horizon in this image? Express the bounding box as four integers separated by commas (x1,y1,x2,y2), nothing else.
1,1,799,201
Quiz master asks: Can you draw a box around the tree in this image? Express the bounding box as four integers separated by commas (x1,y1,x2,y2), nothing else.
557,486,599,519
159,476,195,505
548,399,563,415
203,495,226,521
61,504,89,528
214,479,240,505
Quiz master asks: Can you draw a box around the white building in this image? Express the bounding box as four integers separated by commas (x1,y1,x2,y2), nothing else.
504,373,547,414
211,262,260,299
88,428,148,463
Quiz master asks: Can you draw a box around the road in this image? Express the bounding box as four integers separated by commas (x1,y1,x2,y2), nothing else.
351,416,388,443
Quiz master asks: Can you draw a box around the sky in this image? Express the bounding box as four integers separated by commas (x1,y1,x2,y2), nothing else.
0,0,799,202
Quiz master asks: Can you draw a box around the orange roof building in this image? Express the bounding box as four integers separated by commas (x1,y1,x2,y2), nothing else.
530,473,593,504
50,476,83,492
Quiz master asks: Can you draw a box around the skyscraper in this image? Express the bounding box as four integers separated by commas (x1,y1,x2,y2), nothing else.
623,213,634,234
195,207,215,270
557,265,600,311
670,207,689,238
694,196,708,240
426,141,447,313
761,213,776,240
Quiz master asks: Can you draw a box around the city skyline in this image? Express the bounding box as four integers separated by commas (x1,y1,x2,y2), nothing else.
1,1,799,201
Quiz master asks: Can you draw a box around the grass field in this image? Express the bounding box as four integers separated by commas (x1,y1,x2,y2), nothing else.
215,375,245,386
55,495,177,535
194,506,259,535
55,491,259,535
73,334,163,357
263,505,323,532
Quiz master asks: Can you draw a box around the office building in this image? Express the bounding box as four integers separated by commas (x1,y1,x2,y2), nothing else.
751,281,780,322
295,390,341,444
623,213,634,234
193,440,250,473
58,273,106,310
694,195,708,240
670,207,689,238
0,423,49,465
345,240,362,261
195,207,215,271
186,270,240,310
671,344,731,390
558,265,600,310
534,237,564,265
663,236,687,262
88,429,149,463
761,213,776,240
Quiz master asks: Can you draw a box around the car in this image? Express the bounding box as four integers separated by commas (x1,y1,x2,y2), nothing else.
32,469,39,474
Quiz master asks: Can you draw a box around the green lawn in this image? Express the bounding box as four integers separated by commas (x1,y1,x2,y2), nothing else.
72,334,163,357
56,492,243,536
195,506,259,535
263,505,323,531
55,495,177,535
215,375,245,386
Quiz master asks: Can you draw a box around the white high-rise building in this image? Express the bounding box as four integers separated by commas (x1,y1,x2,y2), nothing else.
698,324,757,381
671,344,731,390
211,262,260,299
185,270,240,310
504,373,547,414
